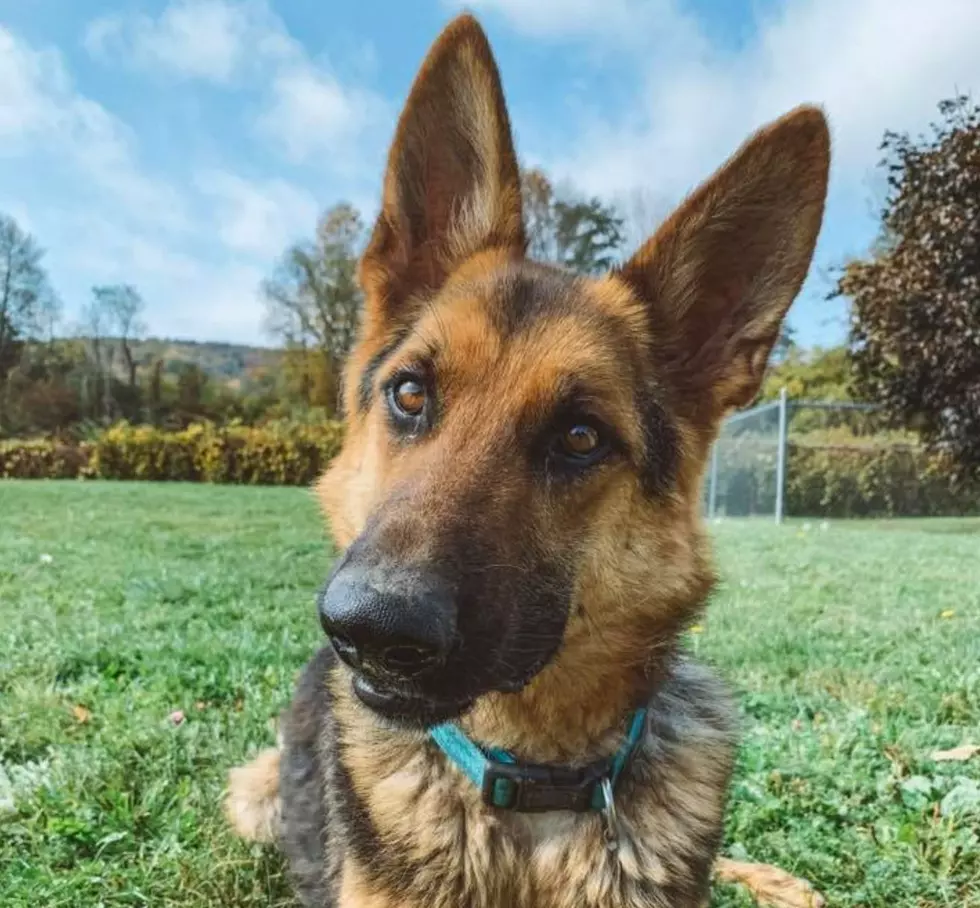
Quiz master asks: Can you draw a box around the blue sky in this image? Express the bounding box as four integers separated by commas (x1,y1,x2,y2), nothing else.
2,0,979,348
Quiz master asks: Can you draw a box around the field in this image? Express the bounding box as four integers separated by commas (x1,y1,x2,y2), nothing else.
1,481,979,907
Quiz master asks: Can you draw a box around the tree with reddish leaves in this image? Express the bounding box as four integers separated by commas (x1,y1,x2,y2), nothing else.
834,95,980,480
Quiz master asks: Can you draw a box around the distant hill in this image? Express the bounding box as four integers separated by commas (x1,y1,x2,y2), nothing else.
127,338,283,391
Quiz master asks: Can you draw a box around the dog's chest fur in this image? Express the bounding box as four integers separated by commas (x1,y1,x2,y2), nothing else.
279,650,737,908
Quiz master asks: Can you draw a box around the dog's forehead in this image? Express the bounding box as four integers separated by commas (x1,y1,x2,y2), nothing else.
409,261,647,393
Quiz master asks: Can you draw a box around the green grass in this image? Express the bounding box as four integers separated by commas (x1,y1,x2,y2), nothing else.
1,481,978,907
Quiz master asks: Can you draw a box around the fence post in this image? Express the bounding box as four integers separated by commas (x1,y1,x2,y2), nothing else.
774,386,788,525
707,441,719,520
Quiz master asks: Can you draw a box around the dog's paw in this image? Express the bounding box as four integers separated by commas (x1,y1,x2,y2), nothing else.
224,747,282,844
713,857,825,908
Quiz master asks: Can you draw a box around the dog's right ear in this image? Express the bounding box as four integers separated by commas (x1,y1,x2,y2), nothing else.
617,107,830,427
358,14,525,339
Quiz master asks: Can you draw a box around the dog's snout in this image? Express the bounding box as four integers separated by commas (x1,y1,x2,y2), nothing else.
318,567,456,680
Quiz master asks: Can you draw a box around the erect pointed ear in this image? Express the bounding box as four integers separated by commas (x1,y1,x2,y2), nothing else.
358,14,525,336
618,106,830,423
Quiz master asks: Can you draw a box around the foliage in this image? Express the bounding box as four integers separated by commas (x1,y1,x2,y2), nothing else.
90,421,345,484
834,95,980,480
91,284,147,388
262,203,365,415
0,439,93,479
520,168,626,274
0,214,60,424
1,482,978,906
712,428,980,519
785,441,980,518
760,345,856,403
2,422,345,484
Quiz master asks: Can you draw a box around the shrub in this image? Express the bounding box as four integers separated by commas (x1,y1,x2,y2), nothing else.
1,421,345,486
0,439,93,479
786,443,980,518
3,422,980,518
88,421,345,484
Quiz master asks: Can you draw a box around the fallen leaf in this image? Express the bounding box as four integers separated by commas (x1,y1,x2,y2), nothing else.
940,609,956,619
931,744,979,762
195,701,207,711
690,625,704,635
714,857,825,908
72,705,92,724
169,709,185,726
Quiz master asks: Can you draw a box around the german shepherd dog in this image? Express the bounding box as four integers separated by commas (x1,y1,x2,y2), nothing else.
225,13,830,908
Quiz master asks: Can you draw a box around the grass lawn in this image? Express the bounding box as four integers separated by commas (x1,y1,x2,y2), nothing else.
1,481,978,907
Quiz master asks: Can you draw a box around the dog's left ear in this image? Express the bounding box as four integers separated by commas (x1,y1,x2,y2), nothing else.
358,14,525,339
618,106,830,423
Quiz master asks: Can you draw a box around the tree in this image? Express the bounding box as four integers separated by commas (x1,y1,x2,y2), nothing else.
520,168,626,274
80,293,115,422
93,284,146,388
771,324,797,364
262,203,365,414
176,363,209,417
0,214,59,423
833,95,980,479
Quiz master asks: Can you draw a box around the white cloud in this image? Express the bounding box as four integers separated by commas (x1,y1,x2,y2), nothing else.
454,0,696,44
82,0,387,169
488,0,980,206
83,0,289,84
196,171,319,257
0,25,189,233
256,60,388,165
0,23,333,343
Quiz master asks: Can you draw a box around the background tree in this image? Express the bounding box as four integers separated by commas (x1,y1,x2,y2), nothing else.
80,293,116,423
262,203,365,414
833,94,980,479
520,168,626,274
0,214,60,425
93,284,147,389
176,363,209,420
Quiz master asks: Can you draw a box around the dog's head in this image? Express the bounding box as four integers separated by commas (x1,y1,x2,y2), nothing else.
316,15,829,730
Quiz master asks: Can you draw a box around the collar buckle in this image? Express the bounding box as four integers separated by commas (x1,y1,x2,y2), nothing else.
481,759,606,813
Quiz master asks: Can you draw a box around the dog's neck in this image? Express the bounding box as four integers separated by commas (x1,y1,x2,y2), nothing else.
458,646,675,766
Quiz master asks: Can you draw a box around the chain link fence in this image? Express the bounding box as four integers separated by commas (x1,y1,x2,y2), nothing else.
703,392,980,521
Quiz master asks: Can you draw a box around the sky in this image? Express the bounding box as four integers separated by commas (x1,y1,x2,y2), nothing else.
2,0,979,349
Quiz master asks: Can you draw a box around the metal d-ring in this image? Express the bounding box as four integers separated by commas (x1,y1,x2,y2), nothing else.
600,776,619,852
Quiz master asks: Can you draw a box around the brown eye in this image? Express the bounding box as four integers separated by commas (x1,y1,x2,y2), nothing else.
392,378,426,417
562,424,600,458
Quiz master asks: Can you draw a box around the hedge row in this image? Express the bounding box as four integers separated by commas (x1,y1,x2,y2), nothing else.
712,440,980,518
1,422,344,486
3,422,979,518
786,444,980,518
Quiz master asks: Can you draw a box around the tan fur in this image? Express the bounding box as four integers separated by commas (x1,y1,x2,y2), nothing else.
226,12,830,908
714,858,826,907
332,660,736,908
224,747,281,844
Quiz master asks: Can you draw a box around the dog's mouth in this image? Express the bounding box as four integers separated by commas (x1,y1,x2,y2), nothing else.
350,673,474,727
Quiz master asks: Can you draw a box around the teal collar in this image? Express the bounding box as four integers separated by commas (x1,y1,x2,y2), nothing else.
429,707,647,814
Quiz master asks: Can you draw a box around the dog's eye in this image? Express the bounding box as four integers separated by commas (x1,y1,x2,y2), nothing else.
561,424,600,458
551,421,610,471
391,378,426,417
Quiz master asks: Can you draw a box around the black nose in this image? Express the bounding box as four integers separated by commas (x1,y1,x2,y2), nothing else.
318,566,456,680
